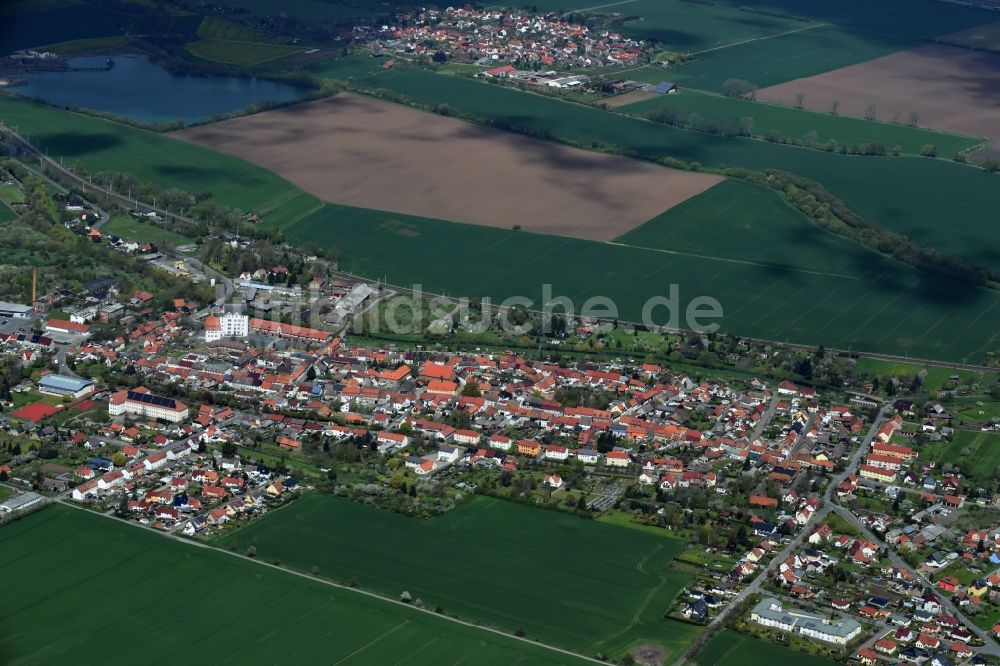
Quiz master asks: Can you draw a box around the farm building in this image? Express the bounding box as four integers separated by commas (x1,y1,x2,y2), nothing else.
650,81,678,95
38,374,95,399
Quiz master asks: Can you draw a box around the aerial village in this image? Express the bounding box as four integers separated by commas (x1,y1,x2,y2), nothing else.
1,212,1000,664
351,6,654,71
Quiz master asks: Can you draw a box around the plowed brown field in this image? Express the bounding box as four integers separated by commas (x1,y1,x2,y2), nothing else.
175,93,723,240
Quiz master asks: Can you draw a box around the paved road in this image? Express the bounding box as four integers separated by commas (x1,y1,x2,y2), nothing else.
671,407,891,666
829,504,1000,656
750,393,780,441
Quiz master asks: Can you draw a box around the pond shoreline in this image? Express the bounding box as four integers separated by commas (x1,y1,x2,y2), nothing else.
5,53,331,130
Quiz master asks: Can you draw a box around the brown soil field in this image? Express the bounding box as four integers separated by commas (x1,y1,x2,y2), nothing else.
757,44,1000,157
603,90,657,108
174,93,722,241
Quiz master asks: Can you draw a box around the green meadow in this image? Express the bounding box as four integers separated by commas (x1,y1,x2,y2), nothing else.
620,91,980,156
218,494,698,659
0,94,319,225
0,504,592,666
694,629,839,666
101,215,194,248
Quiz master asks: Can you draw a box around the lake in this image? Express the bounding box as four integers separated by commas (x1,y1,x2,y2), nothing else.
16,55,308,124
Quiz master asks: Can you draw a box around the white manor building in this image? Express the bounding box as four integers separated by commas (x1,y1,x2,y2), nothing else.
204,309,249,342
750,597,861,646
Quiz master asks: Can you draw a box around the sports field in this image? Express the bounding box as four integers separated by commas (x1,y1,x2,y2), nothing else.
757,44,1000,158
621,91,980,156
0,504,592,666
0,94,319,226
693,629,838,666
175,93,721,241
217,494,698,658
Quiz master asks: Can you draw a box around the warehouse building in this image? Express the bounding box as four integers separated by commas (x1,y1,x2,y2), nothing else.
0,301,33,319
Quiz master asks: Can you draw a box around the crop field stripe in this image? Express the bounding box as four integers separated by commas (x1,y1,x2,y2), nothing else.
770,274,850,341
689,22,828,56
570,0,638,11
608,241,860,279
330,620,410,665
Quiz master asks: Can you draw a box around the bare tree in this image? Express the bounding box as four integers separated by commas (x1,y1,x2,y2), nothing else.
865,103,877,121
892,111,900,125
794,92,805,109
909,111,920,127
830,100,840,115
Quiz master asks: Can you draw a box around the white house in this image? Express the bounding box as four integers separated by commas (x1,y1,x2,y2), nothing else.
437,445,461,463
489,434,513,451
204,309,249,342
544,444,569,461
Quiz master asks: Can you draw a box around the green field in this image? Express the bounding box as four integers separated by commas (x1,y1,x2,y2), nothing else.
942,20,1000,52
0,184,25,205
616,179,882,274
621,91,980,156
186,39,303,66
37,36,138,55
853,358,985,392
0,202,15,223
186,16,303,66
0,94,319,225
945,396,1000,426
694,629,838,666
101,215,194,248
330,67,1000,273
0,504,592,665
920,429,1000,479
218,494,698,658
216,0,407,21
283,198,1000,363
